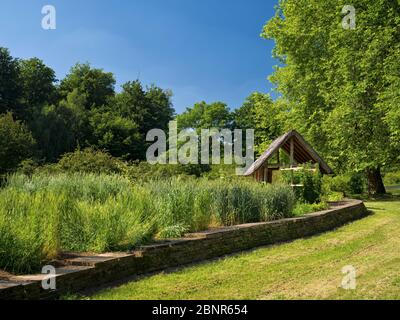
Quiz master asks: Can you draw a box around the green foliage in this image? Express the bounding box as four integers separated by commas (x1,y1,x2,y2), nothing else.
383,171,400,186
17,159,39,176
0,173,155,273
349,173,366,195
281,167,322,204
233,93,285,155
293,202,329,217
202,164,238,180
114,81,174,159
60,63,116,110
322,173,366,197
30,93,85,162
0,113,36,174
322,191,345,203
258,183,296,221
127,162,211,181
0,189,61,274
262,0,400,193
0,48,22,116
88,107,141,159
115,81,174,133
152,179,295,237
0,173,296,273
177,101,232,132
19,58,57,115
49,148,128,175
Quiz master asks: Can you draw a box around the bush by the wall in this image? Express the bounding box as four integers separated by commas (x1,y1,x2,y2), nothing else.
293,202,329,217
281,165,322,204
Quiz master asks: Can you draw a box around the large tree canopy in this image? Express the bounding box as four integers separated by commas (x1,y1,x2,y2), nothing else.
263,0,400,193
233,93,285,155
60,63,116,110
0,112,36,174
0,48,22,116
19,58,57,115
114,80,174,159
177,101,232,132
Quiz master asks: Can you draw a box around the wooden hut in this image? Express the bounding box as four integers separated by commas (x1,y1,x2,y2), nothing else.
244,130,333,183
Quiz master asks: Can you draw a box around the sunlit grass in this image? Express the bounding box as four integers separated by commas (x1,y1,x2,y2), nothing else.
87,197,400,300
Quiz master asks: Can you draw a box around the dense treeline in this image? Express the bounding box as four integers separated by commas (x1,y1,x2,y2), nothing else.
0,47,174,171
0,46,281,176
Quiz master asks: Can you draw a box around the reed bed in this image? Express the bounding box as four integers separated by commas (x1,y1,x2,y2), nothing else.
0,173,295,273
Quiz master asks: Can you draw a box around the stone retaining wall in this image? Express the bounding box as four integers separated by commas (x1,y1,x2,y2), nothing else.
0,199,368,300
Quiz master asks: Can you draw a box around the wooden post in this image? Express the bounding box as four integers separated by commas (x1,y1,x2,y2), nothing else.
277,149,280,165
264,164,268,182
290,137,294,168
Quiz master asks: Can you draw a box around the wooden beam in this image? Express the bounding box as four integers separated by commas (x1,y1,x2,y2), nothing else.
277,149,280,165
263,164,268,182
290,137,294,167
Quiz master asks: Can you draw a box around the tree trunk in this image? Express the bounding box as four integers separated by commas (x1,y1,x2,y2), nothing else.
367,168,386,195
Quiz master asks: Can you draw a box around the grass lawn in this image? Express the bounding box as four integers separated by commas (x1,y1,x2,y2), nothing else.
85,196,400,300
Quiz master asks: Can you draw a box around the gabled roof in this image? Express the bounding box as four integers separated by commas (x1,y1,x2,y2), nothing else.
244,130,333,176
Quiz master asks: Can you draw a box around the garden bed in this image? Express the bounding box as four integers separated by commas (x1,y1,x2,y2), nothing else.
0,199,368,300
0,173,296,274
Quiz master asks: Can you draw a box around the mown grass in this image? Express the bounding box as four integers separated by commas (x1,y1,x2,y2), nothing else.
0,173,295,274
86,197,400,300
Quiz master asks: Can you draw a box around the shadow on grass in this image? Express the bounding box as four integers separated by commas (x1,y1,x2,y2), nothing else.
367,194,400,203
353,185,400,203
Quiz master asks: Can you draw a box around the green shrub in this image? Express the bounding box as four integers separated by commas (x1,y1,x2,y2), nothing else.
293,202,329,217
50,148,128,175
349,173,366,194
384,171,400,186
0,112,36,174
202,164,239,180
17,159,39,176
322,191,344,202
127,162,211,181
281,165,322,204
322,172,366,197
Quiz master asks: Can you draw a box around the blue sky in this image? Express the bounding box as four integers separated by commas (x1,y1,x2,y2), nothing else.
0,0,278,114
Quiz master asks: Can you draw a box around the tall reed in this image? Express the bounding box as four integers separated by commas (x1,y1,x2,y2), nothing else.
0,173,295,274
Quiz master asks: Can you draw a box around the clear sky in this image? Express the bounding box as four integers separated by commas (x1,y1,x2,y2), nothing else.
0,0,278,114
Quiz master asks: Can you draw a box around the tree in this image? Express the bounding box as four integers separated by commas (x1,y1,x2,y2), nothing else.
89,107,141,159
59,63,115,110
233,93,285,155
177,101,232,132
114,80,174,159
263,0,400,194
19,58,57,119
0,112,36,174
30,90,87,162
0,48,22,116
145,84,175,132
